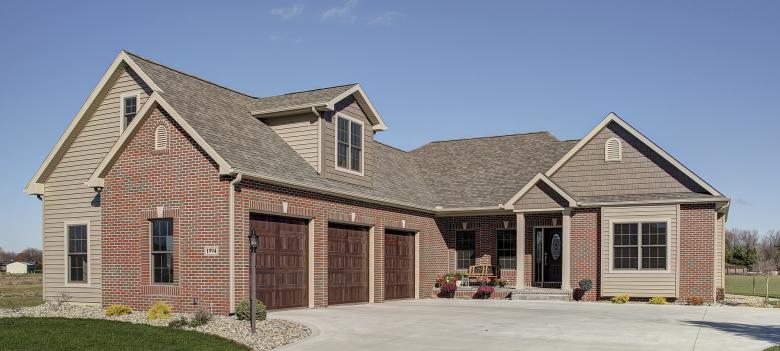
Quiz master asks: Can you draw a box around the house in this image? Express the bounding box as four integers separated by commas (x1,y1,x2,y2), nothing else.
24,51,729,314
6,262,35,274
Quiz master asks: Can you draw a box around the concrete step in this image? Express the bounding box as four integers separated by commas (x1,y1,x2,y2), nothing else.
510,288,572,301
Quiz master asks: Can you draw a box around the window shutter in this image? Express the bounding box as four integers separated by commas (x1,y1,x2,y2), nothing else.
605,137,622,162
155,125,168,150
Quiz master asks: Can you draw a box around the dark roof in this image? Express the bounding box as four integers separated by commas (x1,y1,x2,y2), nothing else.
127,52,579,210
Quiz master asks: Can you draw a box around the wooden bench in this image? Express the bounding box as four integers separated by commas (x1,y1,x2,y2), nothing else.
467,264,497,285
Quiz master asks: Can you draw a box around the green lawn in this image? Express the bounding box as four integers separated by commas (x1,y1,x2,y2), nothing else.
0,318,249,351
0,273,43,308
764,347,780,351
725,275,780,299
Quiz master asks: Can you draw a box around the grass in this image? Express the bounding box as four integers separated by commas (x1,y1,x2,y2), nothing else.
725,275,780,299
0,317,250,351
0,273,43,308
763,347,780,351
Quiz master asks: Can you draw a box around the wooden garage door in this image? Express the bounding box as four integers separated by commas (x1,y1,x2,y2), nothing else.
328,223,369,305
384,230,415,300
250,214,308,310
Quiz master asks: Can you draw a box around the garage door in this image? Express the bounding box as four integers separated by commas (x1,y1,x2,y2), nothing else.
250,214,308,310
384,230,415,300
328,223,369,305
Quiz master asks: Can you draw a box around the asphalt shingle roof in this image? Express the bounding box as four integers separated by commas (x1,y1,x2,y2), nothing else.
127,52,579,210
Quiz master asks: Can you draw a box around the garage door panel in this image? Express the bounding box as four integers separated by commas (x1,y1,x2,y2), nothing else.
328,223,369,305
385,230,415,300
251,214,308,310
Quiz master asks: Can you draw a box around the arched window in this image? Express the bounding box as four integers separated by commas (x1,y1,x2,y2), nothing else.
154,124,168,150
605,137,622,162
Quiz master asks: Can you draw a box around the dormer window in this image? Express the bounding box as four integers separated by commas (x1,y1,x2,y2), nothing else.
120,93,139,131
336,114,363,174
605,137,622,162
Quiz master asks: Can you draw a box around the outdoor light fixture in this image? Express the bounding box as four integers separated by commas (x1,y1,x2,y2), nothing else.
248,229,259,334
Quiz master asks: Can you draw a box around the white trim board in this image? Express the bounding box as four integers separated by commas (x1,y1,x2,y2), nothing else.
24,51,162,195
504,173,576,208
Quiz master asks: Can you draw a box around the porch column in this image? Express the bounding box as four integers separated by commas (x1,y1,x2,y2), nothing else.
516,212,525,288
562,209,572,290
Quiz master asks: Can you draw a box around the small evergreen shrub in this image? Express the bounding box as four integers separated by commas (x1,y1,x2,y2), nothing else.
611,294,630,304
236,299,267,321
147,301,173,320
168,317,190,328
105,304,133,316
190,308,212,327
687,295,704,305
649,296,668,305
578,279,593,293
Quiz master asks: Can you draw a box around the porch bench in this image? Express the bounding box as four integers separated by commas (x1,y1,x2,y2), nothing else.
467,264,496,285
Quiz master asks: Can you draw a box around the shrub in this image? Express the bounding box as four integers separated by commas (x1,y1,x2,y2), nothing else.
190,308,212,327
105,304,133,316
147,301,173,320
578,279,593,293
611,294,630,304
236,299,267,321
476,285,494,299
649,296,668,305
439,283,457,297
687,295,704,305
168,317,190,328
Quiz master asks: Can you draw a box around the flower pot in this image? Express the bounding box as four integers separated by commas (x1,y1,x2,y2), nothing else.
456,280,462,287
448,292,455,298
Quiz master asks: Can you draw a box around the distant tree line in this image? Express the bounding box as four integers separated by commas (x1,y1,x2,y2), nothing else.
726,228,780,273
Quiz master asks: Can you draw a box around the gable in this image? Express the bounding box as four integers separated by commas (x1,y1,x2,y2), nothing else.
513,181,570,211
549,121,708,198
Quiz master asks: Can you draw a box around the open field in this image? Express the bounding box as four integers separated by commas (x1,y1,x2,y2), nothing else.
0,317,250,351
726,275,780,299
0,273,43,308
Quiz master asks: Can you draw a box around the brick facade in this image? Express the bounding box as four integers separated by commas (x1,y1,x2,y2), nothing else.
679,203,717,302
569,208,600,301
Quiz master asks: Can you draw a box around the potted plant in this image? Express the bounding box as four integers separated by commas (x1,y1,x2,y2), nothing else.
440,283,457,298
576,279,592,301
497,279,508,288
476,285,494,299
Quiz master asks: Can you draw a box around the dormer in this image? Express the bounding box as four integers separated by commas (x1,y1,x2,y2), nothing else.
252,84,387,187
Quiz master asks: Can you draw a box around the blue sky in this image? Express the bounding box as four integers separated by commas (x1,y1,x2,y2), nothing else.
0,1,778,251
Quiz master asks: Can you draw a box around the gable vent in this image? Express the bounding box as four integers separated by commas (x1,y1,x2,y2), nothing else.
605,137,622,162
154,124,168,150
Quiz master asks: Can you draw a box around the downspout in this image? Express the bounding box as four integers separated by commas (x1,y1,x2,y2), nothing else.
229,173,243,314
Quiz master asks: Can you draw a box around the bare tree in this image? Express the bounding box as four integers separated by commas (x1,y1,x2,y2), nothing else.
0,247,17,262
14,248,43,264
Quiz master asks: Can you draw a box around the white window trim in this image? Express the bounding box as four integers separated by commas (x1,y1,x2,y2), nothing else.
604,137,623,162
119,92,142,133
63,220,91,286
608,218,671,273
333,113,365,176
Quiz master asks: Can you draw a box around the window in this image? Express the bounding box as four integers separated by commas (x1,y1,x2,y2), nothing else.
456,231,475,269
121,94,138,130
154,124,168,150
496,229,517,269
605,137,622,162
151,219,174,283
613,222,667,270
336,115,363,173
67,224,88,283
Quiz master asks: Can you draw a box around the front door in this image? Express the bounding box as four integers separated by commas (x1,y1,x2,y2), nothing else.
533,227,562,288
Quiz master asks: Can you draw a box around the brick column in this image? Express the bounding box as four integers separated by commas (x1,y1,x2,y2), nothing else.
516,212,525,288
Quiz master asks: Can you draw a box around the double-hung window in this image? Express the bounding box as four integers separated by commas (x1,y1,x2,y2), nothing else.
456,230,476,269
613,222,667,270
496,229,517,269
336,115,363,173
121,94,138,131
67,224,88,283
151,219,174,283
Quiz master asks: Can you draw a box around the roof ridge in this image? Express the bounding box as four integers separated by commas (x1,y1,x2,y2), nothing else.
424,131,558,144
262,83,358,99
123,50,258,99
374,140,409,153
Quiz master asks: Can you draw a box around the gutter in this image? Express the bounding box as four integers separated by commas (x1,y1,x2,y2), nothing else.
228,173,243,314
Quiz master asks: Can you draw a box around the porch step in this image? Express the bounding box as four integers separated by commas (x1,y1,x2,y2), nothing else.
510,288,572,301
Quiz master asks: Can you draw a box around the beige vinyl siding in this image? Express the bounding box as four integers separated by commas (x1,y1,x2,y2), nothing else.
714,213,725,289
551,122,707,198
322,96,374,187
601,205,678,298
514,183,566,211
42,67,151,304
264,113,319,171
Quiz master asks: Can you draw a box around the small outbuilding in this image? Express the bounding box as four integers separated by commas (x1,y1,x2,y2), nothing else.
6,262,35,274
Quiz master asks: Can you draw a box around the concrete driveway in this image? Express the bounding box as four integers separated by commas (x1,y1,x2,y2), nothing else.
271,299,779,351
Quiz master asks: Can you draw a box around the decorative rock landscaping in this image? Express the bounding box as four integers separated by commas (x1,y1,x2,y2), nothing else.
0,303,311,350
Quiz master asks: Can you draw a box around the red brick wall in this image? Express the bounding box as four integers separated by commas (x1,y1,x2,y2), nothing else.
102,107,231,314
436,215,517,284
569,208,600,300
679,203,716,302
